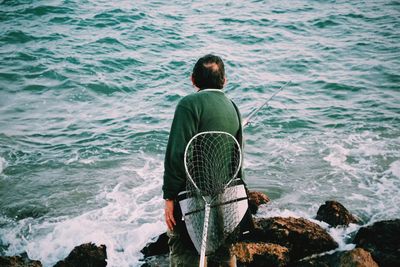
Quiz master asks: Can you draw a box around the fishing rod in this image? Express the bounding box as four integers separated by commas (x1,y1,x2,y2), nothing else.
242,80,291,127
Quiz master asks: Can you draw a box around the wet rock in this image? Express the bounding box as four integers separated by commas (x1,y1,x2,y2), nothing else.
294,248,379,267
249,217,338,260
140,232,169,257
316,200,359,227
294,257,331,267
248,191,270,214
140,254,169,267
231,242,289,267
354,219,400,267
0,253,42,267
339,248,379,267
53,243,107,267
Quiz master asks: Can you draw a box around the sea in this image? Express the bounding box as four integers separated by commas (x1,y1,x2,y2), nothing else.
0,0,399,266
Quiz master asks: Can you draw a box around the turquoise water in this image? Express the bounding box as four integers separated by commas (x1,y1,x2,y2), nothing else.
0,0,399,266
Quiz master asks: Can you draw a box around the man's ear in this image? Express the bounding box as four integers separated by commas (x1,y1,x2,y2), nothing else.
191,75,199,91
223,77,227,87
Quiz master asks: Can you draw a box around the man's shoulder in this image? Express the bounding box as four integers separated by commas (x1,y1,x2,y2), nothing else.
177,92,201,108
177,89,229,110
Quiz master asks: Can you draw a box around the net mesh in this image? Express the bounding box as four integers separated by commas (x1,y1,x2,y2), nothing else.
183,131,243,255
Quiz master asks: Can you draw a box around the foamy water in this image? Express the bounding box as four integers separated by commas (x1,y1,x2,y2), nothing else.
0,157,6,175
0,156,165,266
390,160,400,178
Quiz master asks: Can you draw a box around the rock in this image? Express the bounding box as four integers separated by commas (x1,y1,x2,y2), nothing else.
316,200,359,227
53,243,107,267
294,257,331,267
354,219,400,267
0,254,42,267
248,191,270,214
139,232,170,267
294,248,379,267
140,232,169,257
140,233,169,258
249,217,338,260
231,242,289,267
140,254,169,267
339,248,379,267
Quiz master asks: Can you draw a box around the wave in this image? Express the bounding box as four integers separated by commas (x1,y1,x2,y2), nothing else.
311,17,340,29
322,82,362,92
21,5,74,16
0,30,67,45
0,30,37,44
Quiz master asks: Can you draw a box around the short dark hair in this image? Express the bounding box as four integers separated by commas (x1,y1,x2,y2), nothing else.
192,54,225,89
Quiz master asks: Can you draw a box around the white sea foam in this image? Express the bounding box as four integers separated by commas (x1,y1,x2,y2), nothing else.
389,160,400,178
66,153,97,165
0,156,6,174
108,147,130,154
0,155,166,267
256,203,311,219
78,158,96,165
323,144,355,172
352,139,386,157
263,138,307,158
317,131,400,220
327,223,359,251
347,193,368,201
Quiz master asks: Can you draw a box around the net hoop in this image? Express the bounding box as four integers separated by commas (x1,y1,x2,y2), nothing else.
184,131,242,197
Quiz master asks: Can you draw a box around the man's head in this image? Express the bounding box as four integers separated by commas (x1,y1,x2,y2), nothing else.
191,54,226,90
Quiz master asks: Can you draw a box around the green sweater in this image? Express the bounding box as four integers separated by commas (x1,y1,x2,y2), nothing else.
163,89,243,199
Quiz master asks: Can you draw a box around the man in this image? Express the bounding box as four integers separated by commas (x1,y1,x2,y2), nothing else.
163,54,243,267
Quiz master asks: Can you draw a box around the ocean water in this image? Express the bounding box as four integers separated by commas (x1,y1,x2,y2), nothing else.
0,0,399,266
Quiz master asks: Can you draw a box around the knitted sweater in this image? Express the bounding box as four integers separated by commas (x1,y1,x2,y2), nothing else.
162,89,243,199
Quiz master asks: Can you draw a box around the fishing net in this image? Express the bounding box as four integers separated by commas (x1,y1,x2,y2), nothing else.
180,131,247,266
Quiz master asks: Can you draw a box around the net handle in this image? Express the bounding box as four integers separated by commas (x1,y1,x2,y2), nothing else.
183,131,243,200
199,203,211,267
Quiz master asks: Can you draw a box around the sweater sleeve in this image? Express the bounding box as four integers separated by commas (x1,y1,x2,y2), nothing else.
163,103,197,199
231,100,245,181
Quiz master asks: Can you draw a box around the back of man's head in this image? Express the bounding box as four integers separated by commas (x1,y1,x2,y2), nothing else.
192,54,225,90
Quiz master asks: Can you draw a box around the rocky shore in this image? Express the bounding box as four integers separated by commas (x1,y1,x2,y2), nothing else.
140,193,400,267
0,243,107,267
1,192,399,267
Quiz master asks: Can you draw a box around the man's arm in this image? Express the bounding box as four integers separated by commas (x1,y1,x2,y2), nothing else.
163,102,197,229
